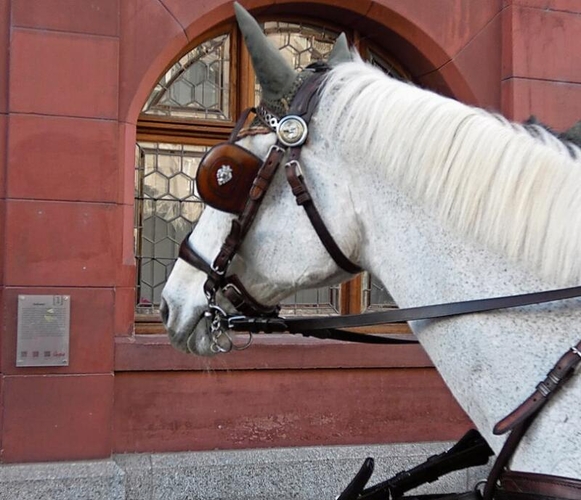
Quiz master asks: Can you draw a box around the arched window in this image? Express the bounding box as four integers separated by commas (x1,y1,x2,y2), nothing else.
134,19,409,330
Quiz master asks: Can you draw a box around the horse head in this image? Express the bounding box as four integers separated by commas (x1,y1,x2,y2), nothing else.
161,3,360,356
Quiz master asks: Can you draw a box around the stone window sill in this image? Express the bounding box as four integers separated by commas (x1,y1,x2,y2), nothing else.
114,333,432,372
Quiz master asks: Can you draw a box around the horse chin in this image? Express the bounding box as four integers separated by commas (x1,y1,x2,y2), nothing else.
186,321,217,357
167,315,212,357
169,317,234,357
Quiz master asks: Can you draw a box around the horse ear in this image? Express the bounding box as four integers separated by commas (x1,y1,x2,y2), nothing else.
234,2,297,101
328,33,352,66
560,120,581,147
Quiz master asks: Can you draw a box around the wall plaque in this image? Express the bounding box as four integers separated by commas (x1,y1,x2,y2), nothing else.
16,295,70,367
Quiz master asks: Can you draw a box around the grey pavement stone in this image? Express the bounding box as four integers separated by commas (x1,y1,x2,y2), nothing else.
127,442,491,500
0,459,124,500
0,442,493,500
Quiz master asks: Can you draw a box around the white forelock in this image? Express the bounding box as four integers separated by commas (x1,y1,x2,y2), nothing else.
320,60,581,286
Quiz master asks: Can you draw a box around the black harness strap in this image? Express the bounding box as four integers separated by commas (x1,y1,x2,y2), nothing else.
337,429,493,500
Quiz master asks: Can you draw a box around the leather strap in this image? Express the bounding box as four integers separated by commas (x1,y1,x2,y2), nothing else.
228,107,255,142
290,68,327,120
180,70,337,318
179,234,214,277
222,276,280,317
483,340,581,500
497,471,581,500
286,160,363,274
179,228,279,317
483,420,533,500
363,429,493,500
226,286,581,335
280,68,363,274
494,340,581,435
336,457,375,500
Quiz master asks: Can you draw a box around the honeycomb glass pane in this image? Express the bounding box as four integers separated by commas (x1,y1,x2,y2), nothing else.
158,154,180,178
281,285,341,316
169,173,194,200
142,34,231,120
181,201,204,223
143,172,168,199
170,216,193,243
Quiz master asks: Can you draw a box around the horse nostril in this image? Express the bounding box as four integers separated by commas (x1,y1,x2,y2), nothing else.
159,298,170,324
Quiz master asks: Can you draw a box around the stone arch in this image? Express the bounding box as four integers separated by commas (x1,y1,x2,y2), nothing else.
119,1,483,126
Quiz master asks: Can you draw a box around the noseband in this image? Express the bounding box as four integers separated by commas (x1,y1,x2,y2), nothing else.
179,64,362,353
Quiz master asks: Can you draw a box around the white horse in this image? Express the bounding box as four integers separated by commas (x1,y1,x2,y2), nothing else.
162,4,581,479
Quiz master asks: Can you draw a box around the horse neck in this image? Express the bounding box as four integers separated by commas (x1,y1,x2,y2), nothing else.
352,177,581,477
314,68,581,475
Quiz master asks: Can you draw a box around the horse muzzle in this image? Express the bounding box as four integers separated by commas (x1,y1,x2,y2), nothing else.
166,304,253,357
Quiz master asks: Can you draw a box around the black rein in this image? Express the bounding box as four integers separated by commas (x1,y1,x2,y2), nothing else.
224,285,581,345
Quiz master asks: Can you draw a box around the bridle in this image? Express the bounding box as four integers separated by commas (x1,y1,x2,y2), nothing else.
177,62,581,498
178,63,363,353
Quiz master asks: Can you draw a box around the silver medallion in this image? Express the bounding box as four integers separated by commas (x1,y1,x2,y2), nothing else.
276,115,308,147
216,165,233,186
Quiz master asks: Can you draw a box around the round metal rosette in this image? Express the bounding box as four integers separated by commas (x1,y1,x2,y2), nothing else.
276,115,308,147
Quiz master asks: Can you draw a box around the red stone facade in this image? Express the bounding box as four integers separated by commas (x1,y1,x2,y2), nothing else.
0,0,579,463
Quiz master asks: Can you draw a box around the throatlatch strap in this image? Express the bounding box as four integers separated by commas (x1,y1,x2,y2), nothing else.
285,160,363,274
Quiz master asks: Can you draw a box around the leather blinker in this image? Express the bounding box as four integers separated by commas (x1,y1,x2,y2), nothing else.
196,142,263,215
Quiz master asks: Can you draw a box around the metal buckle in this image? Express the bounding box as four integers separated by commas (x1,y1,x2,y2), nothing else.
222,282,242,296
536,381,551,397
210,262,226,276
268,143,285,156
285,159,303,177
474,479,488,496
571,345,581,358
227,315,248,330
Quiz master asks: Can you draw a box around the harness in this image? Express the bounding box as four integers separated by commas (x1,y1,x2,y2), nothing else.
178,63,581,498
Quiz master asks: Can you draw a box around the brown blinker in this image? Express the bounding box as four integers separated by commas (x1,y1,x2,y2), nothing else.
196,142,263,214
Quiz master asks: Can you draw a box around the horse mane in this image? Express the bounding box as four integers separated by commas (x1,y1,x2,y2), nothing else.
320,60,581,285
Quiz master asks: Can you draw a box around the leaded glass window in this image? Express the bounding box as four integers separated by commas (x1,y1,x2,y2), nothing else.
143,34,231,120
135,142,207,312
